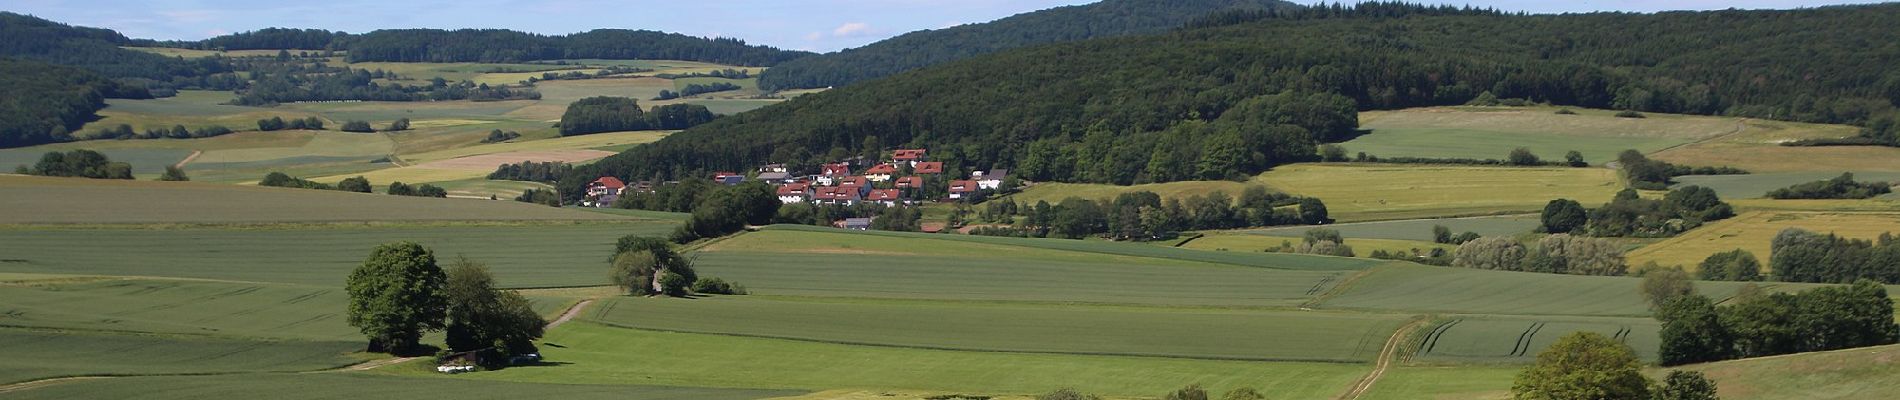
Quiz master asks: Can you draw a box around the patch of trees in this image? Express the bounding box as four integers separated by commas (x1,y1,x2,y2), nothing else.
607,235,737,297
259,172,334,190
0,59,140,148
387,181,448,198
257,116,326,131
1452,234,1628,276
513,188,560,207
385,118,410,132
19,149,132,179
234,69,540,106
337,176,372,193
343,29,810,67
488,161,573,183
347,243,545,360
1511,331,1720,400
0,12,231,84
1432,225,1482,245
1265,229,1356,257
1766,172,1894,199
1542,187,1734,238
1770,228,1900,284
675,82,742,98
159,165,189,181
567,3,1900,199
669,181,780,243
976,188,1329,241
482,129,521,143
1618,151,1748,190
558,97,716,136
1335,147,1586,167
84,124,237,140
1697,250,1762,282
1655,280,1896,366
526,66,653,83
757,0,1301,90
340,121,375,133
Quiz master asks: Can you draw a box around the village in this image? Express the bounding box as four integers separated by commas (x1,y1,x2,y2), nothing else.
580,148,1013,224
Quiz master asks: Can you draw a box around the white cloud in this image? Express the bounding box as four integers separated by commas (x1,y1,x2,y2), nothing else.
805,31,823,41
157,10,218,24
831,22,872,37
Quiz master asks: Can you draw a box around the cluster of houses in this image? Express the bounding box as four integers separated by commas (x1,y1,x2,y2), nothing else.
580,148,1012,208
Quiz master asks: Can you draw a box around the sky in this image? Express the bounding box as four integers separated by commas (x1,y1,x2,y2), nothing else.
4,0,1887,53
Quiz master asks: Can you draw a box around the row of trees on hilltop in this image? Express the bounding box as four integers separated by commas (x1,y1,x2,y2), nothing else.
0,59,151,148
559,97,717,136
1654,279,1896,366
565,4,1900,200
341,29,810,66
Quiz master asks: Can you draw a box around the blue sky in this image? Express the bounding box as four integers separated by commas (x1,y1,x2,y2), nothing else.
4,0,1885,52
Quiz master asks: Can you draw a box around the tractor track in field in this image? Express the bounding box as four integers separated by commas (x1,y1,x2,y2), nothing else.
173,150,202,169
1337,317,1431,400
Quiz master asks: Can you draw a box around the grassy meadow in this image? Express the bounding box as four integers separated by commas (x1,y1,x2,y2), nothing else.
1626,211,1900,271
1675,344,1900,400
1350,106,1739,164
0,373,801,400
0,175,630,224
1412,316,1661,363
1651,118,1900,173
0,329,361,385
1244,214,1540,242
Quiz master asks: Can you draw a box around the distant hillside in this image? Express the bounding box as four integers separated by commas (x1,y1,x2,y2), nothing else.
0,12,227,81
565,4,1900,198
755,0,1301,91
336,29,810,66
0,59,131,148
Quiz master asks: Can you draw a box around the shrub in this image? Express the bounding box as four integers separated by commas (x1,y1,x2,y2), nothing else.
1697,249,1762,281
341,120,375,132
691,277,747,295
1554,108,1578,115
1615,110,1646,118
158,165,189,181
1507,147,1541,166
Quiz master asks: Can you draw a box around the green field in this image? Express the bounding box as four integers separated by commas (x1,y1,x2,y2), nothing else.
1357,365,1517,400
1673,171,1900,200
0,176,630,224
384,322,1372,398
1179,233,1453,259
0,329,360,385
1245,214,1540,242
1412,316,1661,363
590,296,1406,362
1319,264,1721,317
0,373,801,400
1676,344,1900,400
1350,106,1737,164
1651,118,1900,173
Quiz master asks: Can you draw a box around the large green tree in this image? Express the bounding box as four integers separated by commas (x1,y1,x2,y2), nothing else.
1512,332,1651,400
443,258,546,355
1539,199,1587,234
1656,295,1735,366
345,242,448,353
609,235,697,297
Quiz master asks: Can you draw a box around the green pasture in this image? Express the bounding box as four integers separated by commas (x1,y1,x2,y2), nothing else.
1672,171,1900,200
1677,344,1900,400
0,373,801,400
1245,214,1539,242
1357,365,1517,400
1319,264,1737,317
1258,164,1622,222
392,322,1371,398
590,296,1406,362
277,100,534,124
756,225,1380,271
1412,316,1661,363
0,329,360,385
1352,106,1737,164
0,147,193,176
0,176,629,224
0,223,668,287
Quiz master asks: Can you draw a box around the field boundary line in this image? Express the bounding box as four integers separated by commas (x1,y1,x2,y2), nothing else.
1337,316,1431,400
1300,268,1382,309
173,150,202,169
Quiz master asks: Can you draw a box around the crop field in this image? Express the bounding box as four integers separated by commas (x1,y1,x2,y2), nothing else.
1350,106,1738,164
0,223,667,287
1319,264,1743,317
1651,118,1900,173
1179,233,1452,259
0,279,361,340
78,92,325,136
392,322,1372,398
1676,344,1900,400
1411,316,1661,363
1245,214,1539,242
0,147,194,176
397,130,669,164
589,296,1407,362
1672,171,1900,200
1625,211,1900,271
2,373,802,400
1357,365,1517,400
0,176,629,224
1259,164,1622,222
0,329,361,385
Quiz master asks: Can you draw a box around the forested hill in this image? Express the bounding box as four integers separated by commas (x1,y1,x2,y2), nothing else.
754,0,1301,91
563,4,1900,199
0,12,227,81
340,29,811,66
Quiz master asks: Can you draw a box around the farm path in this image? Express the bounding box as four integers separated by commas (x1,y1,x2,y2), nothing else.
173,150,202,169
0,377,105,394
548,299,595,329
1336,317,1431,400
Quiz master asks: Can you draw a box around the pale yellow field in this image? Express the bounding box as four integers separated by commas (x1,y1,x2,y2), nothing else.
1626,211,1900,270
399,130,670,164
1181,233,1453,259
189,132,394,164
1361,106,1741,139
1650,118,1900,172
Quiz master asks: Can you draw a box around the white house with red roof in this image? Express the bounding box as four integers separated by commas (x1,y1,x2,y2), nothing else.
584,177,627,208
913,161,944,175
948,180,979,200
813,186,862,205
892,149,927,167
894,176,924,190
776,182,811,204
816,163,852,186
864,163,899,182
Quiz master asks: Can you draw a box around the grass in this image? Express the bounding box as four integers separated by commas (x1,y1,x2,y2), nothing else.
388,322,1373,398
1412,316,1661,363
0,147,194,176
1673,171,1900,200
1244,214,1540,242
0,223,670,288
588,296,1408,362
693,228,1373,307
0,279,363,341
1180,233,1453,259
1357,365,1517,400
1319,264,1738,317
0,175,630,224
1675,344,1900,400
0,373,802,400
1625,211,1900,271
76,91,325,136
1351,106,1737,164
1651,118,1900,173
1258,164,1621,222
396,130,669,164
0,329,360,385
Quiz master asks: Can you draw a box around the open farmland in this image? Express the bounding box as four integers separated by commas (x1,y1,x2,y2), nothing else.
0,175,629,224
1245,214,1539,242
387,322,1373,398
1625,211,1900,271
1673,171,1900,200
1675,344,1900,400
1651,118,1900,173
1317,264,1742,317
590,296,1407,362
1356,365,1518,400
1349,106,1740,164
1411,316,1661,364
1179,232,1452,260
75,91,326,136
0,373,801,400
396,130,669,164
0,329,360,385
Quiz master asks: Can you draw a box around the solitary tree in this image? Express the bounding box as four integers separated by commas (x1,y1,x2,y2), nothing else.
1508,147,1542,166
346,242,448,353
443,258,546,357
337,176,372,193
158,165,189,181
1564,150,1588,167
1641,266,1696,310
1539,199,1588,234
1512,332,1651,400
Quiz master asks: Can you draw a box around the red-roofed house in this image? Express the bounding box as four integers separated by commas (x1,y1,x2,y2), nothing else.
776,183,811,204
948,180,980,200
867,189,903,206
864,163,899,182
913,162,944,175
892,149,927,166
894,176,924,190
817,163,852,186
836,176,869,188
712,172,745,185
813,186,862,205
584,177,626,207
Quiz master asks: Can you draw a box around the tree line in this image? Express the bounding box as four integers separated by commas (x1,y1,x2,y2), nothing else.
341,29,810,67
1618,151,1748,190
1770,228,1900,284
16,149,132,179
974,188,1330,241
1539,186,1734,239
257,116,327,131
488,161,573,183
259,172,444,197
565,3,1897,200
1654,279,1896,366
558,97,717,136
1766,172,1894,199
1451,234,1629,276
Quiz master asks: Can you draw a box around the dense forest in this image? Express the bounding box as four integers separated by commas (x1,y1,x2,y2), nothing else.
0,59,132,148
559,97,718,136
756,0,1298,90
342,29,810,66
564,3,1900,200
156,28,344,50
0,12,230,82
